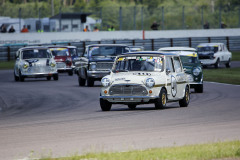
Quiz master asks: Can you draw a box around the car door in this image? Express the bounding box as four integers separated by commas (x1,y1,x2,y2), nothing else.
165,56,177,100
172,56,186,99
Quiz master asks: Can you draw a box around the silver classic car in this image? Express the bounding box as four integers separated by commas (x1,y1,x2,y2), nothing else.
14,46,58,81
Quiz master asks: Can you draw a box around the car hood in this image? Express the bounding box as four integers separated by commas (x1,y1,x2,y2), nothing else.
89,56,116,62
24,58,52,66
108,72,164,85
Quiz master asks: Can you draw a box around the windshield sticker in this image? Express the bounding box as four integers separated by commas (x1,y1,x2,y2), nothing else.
118,57,125,61
214,45,218,47
34,49,38,53
186,52,197,57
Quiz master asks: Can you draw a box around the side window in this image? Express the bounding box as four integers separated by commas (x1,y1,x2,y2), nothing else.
166,57,174,72
173,57,182,73
83,48,88,57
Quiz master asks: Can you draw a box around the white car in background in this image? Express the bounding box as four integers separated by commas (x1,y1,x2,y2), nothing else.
100,51,190,111
14,46,58,82
197,43,232,68
158,47,203,93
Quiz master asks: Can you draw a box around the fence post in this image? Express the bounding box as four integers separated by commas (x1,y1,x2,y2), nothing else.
100,8,103,30
132,39,135,46
119,7,122,30
208,37,211,43
133,6,136,30
226,37,230,50
19,8,21,32
219,6,222,28
182,6,185,29
201,6,204,29
59,7,62,32
7,47,10,61
162,6,164,30
83,41,85,53
189,38,192,47
170,38,173,47
151,39,154,51
141,7,144,30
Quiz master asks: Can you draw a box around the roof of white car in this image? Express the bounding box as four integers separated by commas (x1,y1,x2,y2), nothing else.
197,43,224,47
122,51,177,56
158,47,196,51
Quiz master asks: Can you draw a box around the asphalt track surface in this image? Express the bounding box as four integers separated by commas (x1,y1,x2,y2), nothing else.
0,67,240,160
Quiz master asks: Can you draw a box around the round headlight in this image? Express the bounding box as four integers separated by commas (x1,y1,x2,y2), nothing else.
145,78,155,88
90,63,96,70
50,62,56,67
193,67,202,76
101,78,110,87
23,63,29,69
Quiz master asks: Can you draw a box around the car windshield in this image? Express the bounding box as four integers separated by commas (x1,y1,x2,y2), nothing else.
180,56,198,65
69,48,78,57
113,56,164,72
50,48,69,56
22,49,51,59
197,46,218,53
89,46,129,57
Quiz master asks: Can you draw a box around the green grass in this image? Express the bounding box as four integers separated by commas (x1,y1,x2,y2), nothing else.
203,67,240,85
0,61,15,70
38,141,240,160
232,51,240,61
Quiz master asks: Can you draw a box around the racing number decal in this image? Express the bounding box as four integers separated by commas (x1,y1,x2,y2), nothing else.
171,75,177,97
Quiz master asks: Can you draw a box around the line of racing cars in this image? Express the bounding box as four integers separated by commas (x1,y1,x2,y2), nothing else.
13,43,232,111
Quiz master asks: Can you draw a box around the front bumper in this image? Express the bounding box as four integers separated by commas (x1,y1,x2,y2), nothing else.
87,70,111,79
199,59,217,65
100,95,158,103
22,72,58,78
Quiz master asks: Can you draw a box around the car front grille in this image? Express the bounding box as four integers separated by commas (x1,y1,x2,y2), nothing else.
96,62,113,70
28,66,51,73
199,55,213,59
109,84,148,96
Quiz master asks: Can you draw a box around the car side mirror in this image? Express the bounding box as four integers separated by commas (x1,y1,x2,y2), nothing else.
166,68,171,75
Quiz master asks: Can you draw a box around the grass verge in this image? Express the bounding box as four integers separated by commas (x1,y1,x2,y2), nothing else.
232,51,240,61
203,67,240,85
39,141,240,160
0,61,14,70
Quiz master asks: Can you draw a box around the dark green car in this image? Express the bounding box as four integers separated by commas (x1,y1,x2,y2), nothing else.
158,47,203,93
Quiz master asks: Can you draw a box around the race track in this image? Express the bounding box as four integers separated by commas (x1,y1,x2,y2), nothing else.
0,69,240,160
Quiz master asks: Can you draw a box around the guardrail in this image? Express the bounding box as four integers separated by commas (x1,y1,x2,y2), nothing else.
1,36,240,61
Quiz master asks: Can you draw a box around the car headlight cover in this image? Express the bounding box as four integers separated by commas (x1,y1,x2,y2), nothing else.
145,78,155,88
23,63,29,69
101,78,111,87
193,67,202,76
90,63,96,70
50,62,56,67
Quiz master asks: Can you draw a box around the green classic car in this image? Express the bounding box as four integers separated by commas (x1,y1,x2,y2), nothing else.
158,47,203,93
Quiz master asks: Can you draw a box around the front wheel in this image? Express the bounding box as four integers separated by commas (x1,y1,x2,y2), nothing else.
225,59,231,68
179,86,190,107
46,76,51,81
87,77,94,87
128,104,137,110
100,98,112,111
14,71,19,81
195,84,203,93
214,59,220,69
155,88,167,109
53,74,59,81
19,70,24,82
68,70,73,76
78,76,86,86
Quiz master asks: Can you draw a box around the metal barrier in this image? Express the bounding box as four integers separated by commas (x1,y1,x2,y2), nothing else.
1,36,240,61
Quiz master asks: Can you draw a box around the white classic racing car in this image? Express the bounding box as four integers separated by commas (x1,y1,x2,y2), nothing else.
14,46,58,81
100,51,190,111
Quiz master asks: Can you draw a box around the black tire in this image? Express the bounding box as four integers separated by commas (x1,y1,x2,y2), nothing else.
128,104,137,110
225,59,231,68
155,88,167,109
14,71,19,81
195,84,203,93
78,76,86,86
19,70,24,82
100,98,112,111
179,86,190,107
68,70,73,76
46,76,51,81
87,77,94,87
214,59,220,69
53,74,59,81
